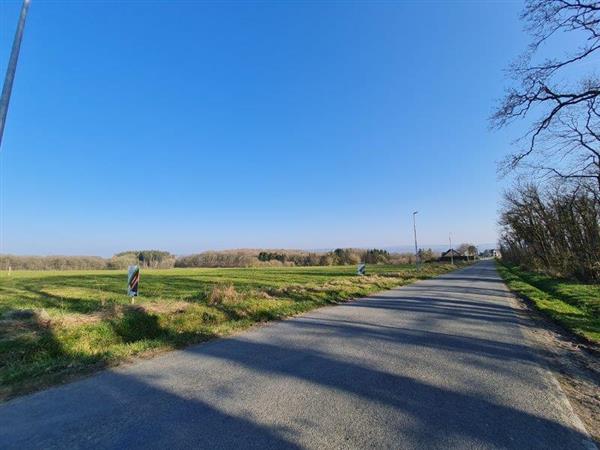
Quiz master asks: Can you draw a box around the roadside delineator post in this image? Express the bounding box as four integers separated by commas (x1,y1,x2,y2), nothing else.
127,265,140,304
357,263,366,276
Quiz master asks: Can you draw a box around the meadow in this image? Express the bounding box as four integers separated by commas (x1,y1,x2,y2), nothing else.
0,263,459,400
497,262,600,344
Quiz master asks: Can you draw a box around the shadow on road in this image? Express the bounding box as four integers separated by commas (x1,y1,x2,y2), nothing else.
176,335,588,449
0,260,592,449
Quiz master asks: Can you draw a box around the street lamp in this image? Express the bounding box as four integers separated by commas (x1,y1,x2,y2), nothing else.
0,0,31,150
412,211,419,269
449,232,454,265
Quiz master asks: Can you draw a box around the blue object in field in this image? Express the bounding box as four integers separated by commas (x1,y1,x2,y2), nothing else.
127,265,140,297
357,263,366,276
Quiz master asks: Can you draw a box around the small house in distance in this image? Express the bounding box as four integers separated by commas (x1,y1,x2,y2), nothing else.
439,249,467,262
479,248,498,259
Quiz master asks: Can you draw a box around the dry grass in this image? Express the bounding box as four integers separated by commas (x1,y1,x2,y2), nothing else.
207,284,241,305
141,301,190,315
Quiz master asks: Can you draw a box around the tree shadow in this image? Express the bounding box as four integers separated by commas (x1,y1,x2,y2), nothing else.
0,306,218,400
437,275,504,283
0,370,302,449
177,337,591,449
15,286,107,314
403,284,515,298
349,295,522,327
0,309,109,400
286,316,537,365
0,331,591,449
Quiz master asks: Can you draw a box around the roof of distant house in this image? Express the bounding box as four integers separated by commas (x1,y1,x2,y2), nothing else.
441,249,462,257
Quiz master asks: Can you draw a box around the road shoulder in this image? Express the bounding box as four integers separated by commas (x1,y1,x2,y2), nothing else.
503,282,600,446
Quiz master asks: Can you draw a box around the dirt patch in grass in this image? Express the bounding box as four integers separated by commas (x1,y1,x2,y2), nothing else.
0,309,52,340
54,312,105,327
0,318,41,340
141,301,191,315
40,301,192,329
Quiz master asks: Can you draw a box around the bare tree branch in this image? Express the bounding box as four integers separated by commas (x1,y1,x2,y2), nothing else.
493,0,600,195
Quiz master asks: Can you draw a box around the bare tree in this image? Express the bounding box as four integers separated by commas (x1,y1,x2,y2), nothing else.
457,243,478,260
540,98,600,196
499,182,600,281
492,0,600,194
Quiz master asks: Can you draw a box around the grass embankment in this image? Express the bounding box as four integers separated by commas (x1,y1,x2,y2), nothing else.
496,261,600,344
0,263,458,399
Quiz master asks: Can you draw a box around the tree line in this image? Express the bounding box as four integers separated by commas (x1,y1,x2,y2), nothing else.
500,184,599,281
254,248,392,266
0,247,457,271
0,250,176,271
177,248,412,268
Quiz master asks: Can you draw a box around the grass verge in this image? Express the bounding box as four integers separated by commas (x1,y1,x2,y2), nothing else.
496,261,600,344
0,263,460,400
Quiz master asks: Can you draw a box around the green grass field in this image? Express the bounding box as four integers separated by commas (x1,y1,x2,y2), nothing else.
0,263,459,399
496,261,600,344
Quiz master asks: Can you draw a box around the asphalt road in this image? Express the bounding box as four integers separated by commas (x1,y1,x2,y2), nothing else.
0,261,594,449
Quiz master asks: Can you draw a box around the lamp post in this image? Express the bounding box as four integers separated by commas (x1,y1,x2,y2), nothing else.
449,232,454,265
0,0,31,150
412,211,419,269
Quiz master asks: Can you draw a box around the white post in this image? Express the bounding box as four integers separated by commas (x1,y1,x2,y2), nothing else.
412,211,419,269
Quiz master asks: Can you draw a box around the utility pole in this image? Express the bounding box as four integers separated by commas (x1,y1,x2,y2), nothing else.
0,0,31,150
449,232,454,265
412,211,419,269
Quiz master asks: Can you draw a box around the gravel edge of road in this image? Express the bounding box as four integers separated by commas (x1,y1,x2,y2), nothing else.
503,285,599,448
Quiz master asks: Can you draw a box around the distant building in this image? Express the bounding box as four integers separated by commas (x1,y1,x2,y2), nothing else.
439,249,467,262
479,248,499,259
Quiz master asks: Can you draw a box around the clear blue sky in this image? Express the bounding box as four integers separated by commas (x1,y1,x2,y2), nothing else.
1,0,527,256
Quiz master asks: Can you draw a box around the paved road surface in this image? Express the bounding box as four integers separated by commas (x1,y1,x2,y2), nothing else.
0,261,594,449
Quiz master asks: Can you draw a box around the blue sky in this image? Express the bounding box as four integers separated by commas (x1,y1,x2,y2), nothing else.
1,1,527,256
